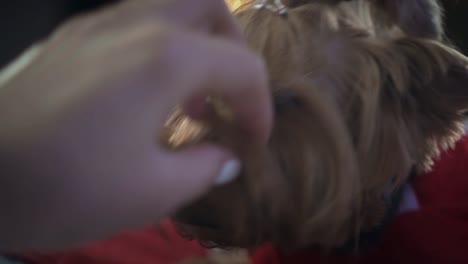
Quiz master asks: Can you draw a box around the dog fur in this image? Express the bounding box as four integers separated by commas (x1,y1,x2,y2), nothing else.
162,0,468,262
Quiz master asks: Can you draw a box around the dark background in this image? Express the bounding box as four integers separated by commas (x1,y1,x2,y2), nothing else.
0,0,467,68
444,1,468,55
0,0,115,67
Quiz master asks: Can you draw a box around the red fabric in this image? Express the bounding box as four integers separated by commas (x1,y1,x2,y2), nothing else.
20,221,206,264
252,136,468,264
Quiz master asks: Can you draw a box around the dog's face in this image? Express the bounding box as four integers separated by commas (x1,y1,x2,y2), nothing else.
164,0,468,250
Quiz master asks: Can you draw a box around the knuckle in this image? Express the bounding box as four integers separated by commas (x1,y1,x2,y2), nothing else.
146,23,177,62
140,24,181,83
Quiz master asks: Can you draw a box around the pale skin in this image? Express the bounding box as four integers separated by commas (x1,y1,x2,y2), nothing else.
0,0,272,251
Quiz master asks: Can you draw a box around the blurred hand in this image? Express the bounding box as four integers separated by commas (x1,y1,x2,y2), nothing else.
0,0,272,251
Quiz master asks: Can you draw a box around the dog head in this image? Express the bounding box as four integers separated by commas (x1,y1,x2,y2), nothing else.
164,0,468,250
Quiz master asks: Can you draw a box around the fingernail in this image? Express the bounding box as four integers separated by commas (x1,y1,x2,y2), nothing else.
215,159,242,186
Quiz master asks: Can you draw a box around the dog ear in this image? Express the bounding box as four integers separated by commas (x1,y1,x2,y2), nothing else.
377,37,468,170
412,46,468,170
370,0,444,40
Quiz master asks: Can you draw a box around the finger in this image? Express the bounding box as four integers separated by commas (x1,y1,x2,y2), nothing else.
157,144,241,208
161,30,273,144
111,0,244,42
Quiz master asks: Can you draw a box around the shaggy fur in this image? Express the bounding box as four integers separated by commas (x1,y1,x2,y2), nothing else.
162,0,468,261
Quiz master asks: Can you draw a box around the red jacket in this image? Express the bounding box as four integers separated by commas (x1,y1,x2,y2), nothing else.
19,221,206,264
18,136,468,264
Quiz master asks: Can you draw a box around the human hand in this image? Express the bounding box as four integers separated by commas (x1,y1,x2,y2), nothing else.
0,0,272,251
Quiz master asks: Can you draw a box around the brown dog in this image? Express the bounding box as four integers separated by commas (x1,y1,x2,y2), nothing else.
163,0,468,261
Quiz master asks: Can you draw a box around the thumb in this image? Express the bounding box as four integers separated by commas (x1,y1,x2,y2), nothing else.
161,144,242,203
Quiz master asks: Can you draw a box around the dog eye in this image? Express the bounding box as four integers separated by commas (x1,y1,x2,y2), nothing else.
273,90,303,114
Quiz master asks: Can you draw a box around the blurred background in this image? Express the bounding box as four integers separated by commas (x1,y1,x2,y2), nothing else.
0,0,467,68
0,0,114,67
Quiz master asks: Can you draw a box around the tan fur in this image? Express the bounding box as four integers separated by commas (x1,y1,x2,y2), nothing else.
178,249,250,264
165,0,468,260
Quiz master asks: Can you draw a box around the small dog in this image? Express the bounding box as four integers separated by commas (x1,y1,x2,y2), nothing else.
163,0,468,262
